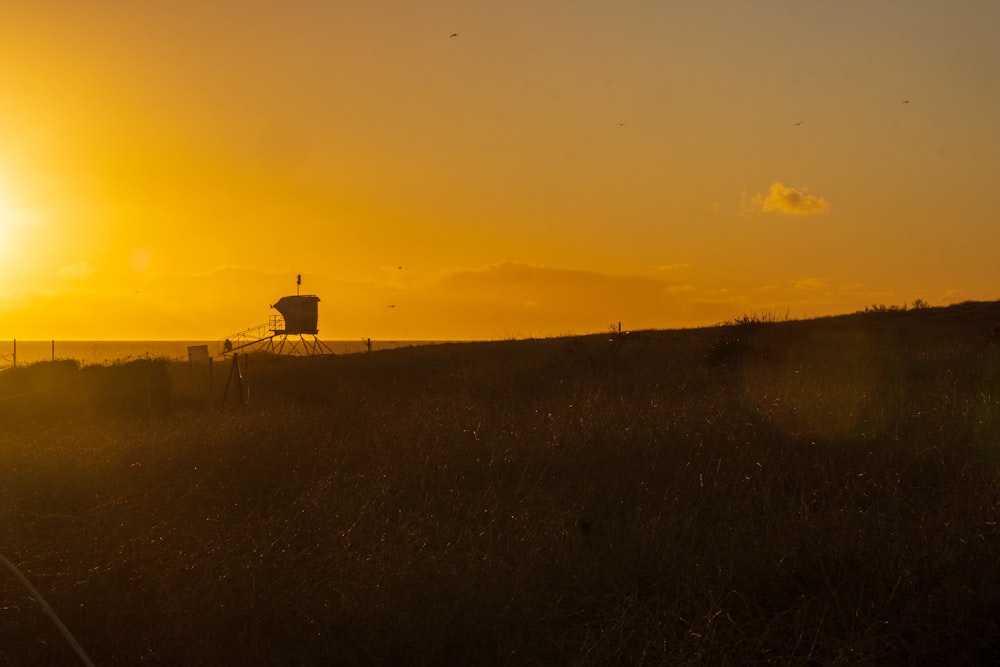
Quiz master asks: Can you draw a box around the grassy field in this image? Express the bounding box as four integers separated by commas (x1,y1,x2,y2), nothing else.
3,301,1000,665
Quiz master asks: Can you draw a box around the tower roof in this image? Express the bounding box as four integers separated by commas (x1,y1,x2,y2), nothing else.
270,295,320,335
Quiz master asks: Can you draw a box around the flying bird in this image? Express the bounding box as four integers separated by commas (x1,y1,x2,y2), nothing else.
387,304,397,309
792,121,803,126
901,100,910,104
450,33,459,38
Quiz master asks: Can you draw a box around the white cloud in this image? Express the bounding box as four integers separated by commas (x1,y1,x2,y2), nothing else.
749,182,831,216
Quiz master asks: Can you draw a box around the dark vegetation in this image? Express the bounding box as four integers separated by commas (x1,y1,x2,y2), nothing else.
3,301,1000,665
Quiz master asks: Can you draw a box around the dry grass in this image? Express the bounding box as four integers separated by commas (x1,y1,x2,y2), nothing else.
3,301,1000,665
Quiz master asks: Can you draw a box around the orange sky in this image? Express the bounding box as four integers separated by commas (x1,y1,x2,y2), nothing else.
1,1,998,341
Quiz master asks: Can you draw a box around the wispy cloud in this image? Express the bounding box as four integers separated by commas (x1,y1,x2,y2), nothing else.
794,277,827,290
57,262,96,279
648,263,691,273
749,182,831,216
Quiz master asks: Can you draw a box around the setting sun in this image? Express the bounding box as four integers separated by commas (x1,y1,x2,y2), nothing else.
0,186,18,272
0,172,48,286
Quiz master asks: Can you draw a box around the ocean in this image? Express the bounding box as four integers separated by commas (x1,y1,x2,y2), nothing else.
0,339,443,367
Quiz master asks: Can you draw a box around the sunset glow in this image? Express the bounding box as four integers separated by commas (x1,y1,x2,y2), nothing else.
1,1,998,341
0,179,31,281
0,191,11,267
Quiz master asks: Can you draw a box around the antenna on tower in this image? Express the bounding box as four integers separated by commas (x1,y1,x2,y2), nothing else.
296,273,301,296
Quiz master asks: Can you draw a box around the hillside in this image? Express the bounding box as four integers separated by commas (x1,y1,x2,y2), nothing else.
2,301,1000,665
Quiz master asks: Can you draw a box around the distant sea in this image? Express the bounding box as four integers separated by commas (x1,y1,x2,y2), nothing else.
0,339,444,367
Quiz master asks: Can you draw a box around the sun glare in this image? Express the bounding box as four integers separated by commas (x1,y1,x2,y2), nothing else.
0,185,30,274
0,191,12,264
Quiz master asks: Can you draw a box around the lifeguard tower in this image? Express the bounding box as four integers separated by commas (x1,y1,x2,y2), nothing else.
219,276,335,356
